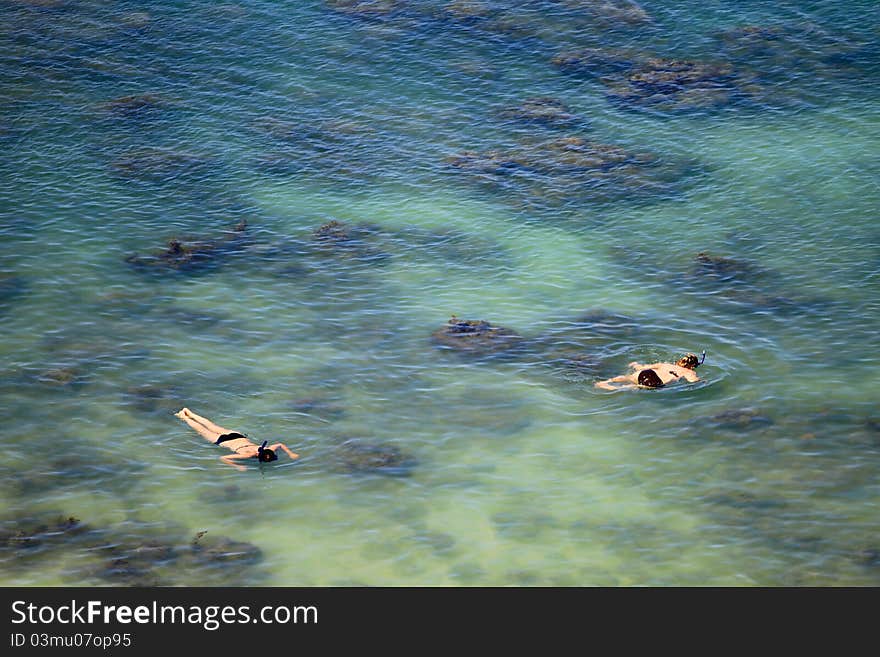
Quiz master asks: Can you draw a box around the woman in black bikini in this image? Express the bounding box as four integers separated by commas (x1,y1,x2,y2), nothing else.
175,407,299,471
595,353,703,390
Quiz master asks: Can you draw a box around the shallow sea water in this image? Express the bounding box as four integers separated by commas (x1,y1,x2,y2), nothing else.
1,0,878,586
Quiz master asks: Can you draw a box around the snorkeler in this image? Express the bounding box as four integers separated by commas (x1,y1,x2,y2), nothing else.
594,352,704,391
174,407,299,471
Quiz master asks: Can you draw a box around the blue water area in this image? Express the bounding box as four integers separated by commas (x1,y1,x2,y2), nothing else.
1,0,878,586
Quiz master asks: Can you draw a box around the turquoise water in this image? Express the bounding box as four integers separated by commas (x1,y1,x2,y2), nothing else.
1,0,878,586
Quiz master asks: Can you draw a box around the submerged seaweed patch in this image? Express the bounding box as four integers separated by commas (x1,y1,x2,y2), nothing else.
497,96,587,129
330,438,418,477
446,135,695,208
431,315,525,358
0,273,27,314
125,220,250,274
111,147,213,182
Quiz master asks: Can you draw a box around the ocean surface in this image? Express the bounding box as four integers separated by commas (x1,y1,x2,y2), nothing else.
1,0,878,586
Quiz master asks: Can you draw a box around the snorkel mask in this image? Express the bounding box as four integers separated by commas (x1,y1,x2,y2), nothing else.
679,351,706,369
257,440,277,463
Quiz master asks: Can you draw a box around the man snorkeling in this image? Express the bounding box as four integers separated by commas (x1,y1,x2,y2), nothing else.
594,352,704,391
175,407,299,471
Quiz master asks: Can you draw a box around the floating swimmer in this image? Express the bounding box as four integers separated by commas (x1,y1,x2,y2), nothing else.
595,351,704,391
175,407,299,471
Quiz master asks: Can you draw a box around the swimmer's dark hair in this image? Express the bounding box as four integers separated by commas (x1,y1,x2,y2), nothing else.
637,369,664,388
257,441,277,463
677,353,700,369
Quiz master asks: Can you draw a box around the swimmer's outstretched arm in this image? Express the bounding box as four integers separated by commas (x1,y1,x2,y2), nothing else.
220,453,251,472
680,369,700,383
269,442,300,460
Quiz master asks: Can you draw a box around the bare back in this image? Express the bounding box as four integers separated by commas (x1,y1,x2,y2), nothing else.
633,361,700,385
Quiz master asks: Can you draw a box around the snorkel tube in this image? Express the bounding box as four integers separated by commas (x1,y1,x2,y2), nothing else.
257,440,268,458
699,350,706,366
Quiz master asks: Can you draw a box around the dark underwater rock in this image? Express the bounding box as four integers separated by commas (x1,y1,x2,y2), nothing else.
331,439,418,476
492,510,559,541
254,116,377,150
449,136,655,174
665,251,824,316
98,93,166,117
0,274,27,313
252,116,304,142
689,251,760,284
197,485,242,505
498,96,584,129
288,397,346,421
700,489,787,511
111,147,211,181
35,366,84,387
116,11,152,31
190,532,263,566
715,24,788,58
252,118,382,181
714,288,802,314
856,547,880,569
0,515,89,552
448,58,502,80
124,384,182,414
696,408,775,432
713,22,866,76
9,449,146,497
24,329,151,392
562,0,651,27
522,309,640,378
252,151,305,175
94,557,164,586
129,541,177,564
0,513,266,586
325,0,405,20
88,529,262,585
445,149,521,176
442,0,493,23
683,256,812,314
446,135,683,205
411,530,456,555
603,57,756,112
89,536,179,587
314,219,363,242
552,47,644,76
127,239,213,272
310,220,391,263
125,219,249,273
8,0,71,7
543,350,603,381
627,58,736,91
711,23,877,108
431,315,525,357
